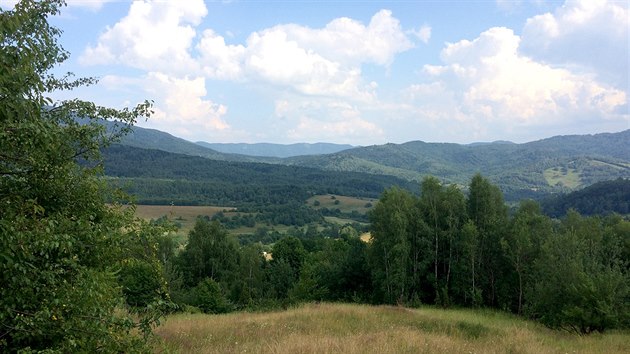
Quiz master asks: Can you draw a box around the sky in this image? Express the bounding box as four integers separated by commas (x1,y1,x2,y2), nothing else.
3,0,629,145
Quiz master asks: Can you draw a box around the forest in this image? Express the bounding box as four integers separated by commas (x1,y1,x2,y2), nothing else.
101,144,417,206
147,175,629,336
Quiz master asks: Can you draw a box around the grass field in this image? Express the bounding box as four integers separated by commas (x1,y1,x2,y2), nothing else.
133,205,235,234
308,194,376,214
152,303,630,354
133,194,374,236
543,166,581,189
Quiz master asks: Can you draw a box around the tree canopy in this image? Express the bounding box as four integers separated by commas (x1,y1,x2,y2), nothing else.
1,1,167,351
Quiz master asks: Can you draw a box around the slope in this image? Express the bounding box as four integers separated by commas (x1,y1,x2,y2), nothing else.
285,130,630,201
102,144,416,206
196,142,354,158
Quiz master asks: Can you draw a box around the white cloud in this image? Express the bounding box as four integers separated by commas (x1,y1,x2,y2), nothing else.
140,73,230,140
80,0,207,73
197,29,246,80
407,26,627,141
521,0,629,87
409,24,432,44
196,9,413,101
280,9,414,66
275,98,384,144
65,0,115,11
0,0,18,9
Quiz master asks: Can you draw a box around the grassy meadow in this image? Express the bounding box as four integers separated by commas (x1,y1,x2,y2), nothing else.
308,194,376,214
152,303,630,354
133,194,373,237
543,166,581,189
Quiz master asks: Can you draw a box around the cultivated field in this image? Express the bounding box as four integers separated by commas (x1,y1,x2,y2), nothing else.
133,205,235,234
152,303,630,354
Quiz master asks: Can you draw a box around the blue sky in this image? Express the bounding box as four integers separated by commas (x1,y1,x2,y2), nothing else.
3,0,629,145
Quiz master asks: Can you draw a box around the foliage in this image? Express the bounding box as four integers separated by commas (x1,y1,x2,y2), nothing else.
177,218,239,288
103,144,417,206
527,211,630,333
542,178,630,217
191,278,232,314
0,1,166,351
118,258,166,308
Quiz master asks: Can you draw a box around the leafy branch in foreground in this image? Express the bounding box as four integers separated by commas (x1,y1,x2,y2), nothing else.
1,1,169,352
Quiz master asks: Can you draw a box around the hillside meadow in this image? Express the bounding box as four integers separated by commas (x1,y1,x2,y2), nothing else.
132,194,374,235
152,303,630,354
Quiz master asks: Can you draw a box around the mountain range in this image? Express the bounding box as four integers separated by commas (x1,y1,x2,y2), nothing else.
195,142,354,158
111,124,630,202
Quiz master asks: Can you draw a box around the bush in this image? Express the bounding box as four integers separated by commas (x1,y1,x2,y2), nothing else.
118,259,165,308
192,278,232,314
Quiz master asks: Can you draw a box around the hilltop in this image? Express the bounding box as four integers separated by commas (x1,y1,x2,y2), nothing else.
154,302,630,354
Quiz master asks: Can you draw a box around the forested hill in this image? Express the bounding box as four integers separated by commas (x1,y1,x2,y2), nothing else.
542,178,630,217
101,144,416,206
195,142,354,158
115,123,277,163
111,124,630,202
284,130,630,201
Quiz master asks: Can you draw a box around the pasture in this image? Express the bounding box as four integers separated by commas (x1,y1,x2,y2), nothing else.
153,303,630,354
133,205,235,234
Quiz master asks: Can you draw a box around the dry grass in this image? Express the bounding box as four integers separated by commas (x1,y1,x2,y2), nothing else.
359,232,372,243
152,303,630,354
133,205,234,234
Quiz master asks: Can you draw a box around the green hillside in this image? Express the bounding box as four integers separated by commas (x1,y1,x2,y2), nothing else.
285,130,630,201
101,144,416,206
196,141,354,158
542,178,630,217
112,124,630,202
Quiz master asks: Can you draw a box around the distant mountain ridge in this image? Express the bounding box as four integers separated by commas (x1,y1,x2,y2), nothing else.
110,123,630,202
117,124,277,163
195,142,355,158
283,130,630,201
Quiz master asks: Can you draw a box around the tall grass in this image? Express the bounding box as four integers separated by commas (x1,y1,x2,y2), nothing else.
153,303,630,353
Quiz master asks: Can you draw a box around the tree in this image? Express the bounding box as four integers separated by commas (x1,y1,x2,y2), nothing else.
0,1,162,351
527,211,629,333
502,200,551,314
178,218,239,288
368,187,415,304
271,235,306,279
467,174,508,307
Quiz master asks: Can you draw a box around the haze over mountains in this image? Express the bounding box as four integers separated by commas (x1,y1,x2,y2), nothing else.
111,124,630,202
195,142,355,158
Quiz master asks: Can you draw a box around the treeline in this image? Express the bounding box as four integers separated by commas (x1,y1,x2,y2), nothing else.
102,144,417,206
543,178,630,217
367,175,629,333
127,174,630,334
211,202,324,228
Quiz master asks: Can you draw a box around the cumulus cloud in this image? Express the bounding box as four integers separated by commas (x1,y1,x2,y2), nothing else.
140,73,230,140
409,24,432,44
521,0,629,87
274,98,384,144
278,9,414,66
80,0,207,73
407,26,627,141
196,9,413,100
